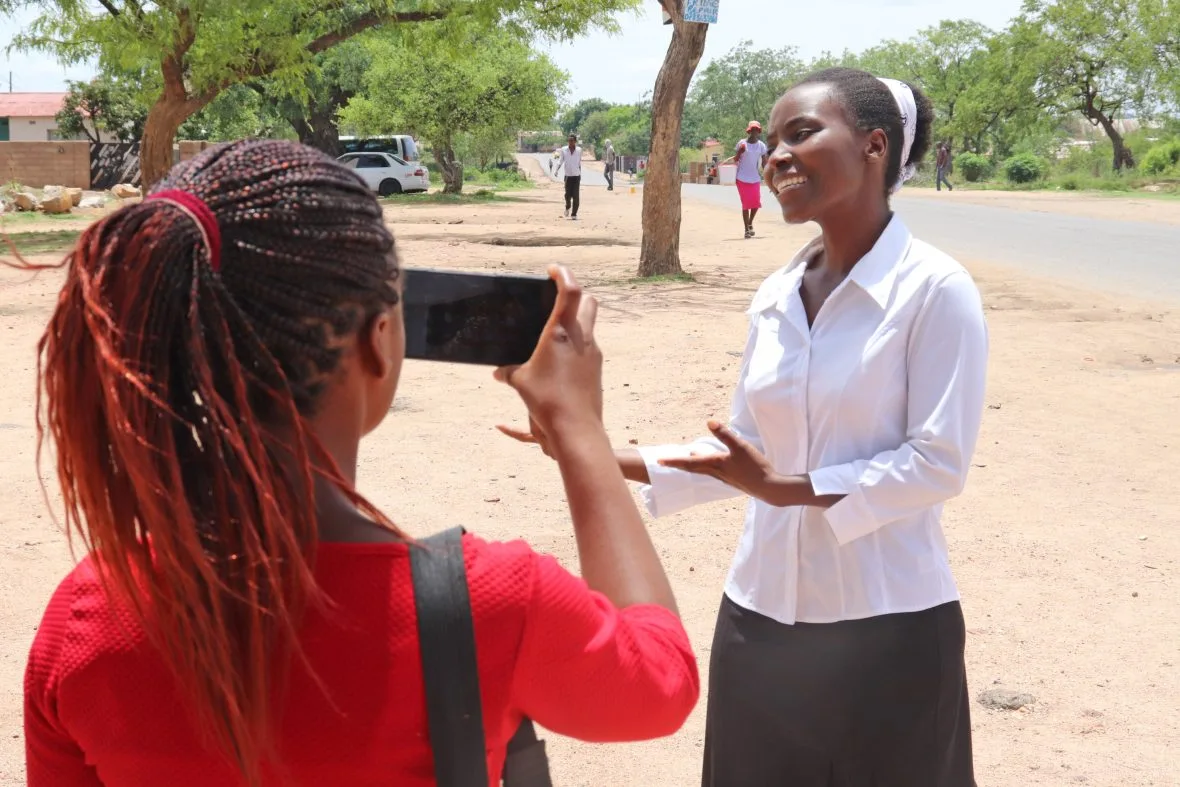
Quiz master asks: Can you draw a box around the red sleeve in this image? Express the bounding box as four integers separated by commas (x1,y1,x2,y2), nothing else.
509,551,699,742
24,571,103,786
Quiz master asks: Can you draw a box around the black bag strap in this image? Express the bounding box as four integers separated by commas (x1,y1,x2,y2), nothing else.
410,527,489,787
410,527,554,787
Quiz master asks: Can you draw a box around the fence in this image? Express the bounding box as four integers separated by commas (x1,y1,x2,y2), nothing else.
0,141,90,189
90,142,141,189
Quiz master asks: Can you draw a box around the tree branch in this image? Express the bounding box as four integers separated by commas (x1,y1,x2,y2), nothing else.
306,9,449,54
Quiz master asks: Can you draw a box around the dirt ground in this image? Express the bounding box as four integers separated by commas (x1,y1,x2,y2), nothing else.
1,166,1178,786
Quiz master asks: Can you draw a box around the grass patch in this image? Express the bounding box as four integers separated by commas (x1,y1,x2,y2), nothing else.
1,229,82,256
381,189,524,205
0,211,89,223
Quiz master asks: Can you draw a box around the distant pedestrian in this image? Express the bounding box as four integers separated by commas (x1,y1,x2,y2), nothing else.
936,142,954,192
603,139,617,191
560,134,583,220
724,121,769,238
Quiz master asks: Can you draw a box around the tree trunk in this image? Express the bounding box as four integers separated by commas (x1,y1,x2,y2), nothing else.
1091,110,1134,172
290,106,343,158
141,51,215,190
433,142,463,193
141,95,196,190
288,89,350,157
638,6,708,278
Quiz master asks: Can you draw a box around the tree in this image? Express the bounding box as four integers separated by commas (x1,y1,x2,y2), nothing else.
558,97,613,137
56,72,148,143
639,0,707,278
1014,0,1156,171
180,84,293,143
688,40,805,144
267,40,373,157
342,28,567,193
9,0,639,188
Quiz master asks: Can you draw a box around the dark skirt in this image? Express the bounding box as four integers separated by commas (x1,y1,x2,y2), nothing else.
702,595,976,787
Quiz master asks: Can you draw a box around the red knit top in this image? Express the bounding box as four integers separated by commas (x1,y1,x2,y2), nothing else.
24,534,699,786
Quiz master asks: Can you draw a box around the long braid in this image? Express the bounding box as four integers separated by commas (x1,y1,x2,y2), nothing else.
7,140,403,784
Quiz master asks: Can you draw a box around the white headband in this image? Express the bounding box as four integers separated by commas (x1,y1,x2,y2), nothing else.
878,78,917,193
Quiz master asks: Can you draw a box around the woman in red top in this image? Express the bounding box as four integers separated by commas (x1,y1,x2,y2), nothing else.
19,140,699,785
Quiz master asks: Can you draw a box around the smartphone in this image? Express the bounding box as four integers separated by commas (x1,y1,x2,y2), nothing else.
401,268,558,366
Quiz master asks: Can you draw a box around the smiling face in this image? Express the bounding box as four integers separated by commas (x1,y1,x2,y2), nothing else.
762,82,889,225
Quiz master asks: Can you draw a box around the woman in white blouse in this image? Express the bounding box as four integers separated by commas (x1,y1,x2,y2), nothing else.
504,67,987,785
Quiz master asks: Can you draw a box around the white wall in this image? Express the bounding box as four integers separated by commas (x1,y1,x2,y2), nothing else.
4,115,112,142
7,116,59,141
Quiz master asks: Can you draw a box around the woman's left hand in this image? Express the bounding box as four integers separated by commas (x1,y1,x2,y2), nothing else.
657,420,781,502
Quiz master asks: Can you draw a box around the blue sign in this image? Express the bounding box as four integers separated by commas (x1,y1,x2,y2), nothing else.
684,0,719,24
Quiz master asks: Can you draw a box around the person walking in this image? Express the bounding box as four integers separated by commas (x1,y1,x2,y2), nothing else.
505,67,988,786
18,140,699,786
936,141,954,191
560,134,583,219
723,121,769,239
602,138,617,191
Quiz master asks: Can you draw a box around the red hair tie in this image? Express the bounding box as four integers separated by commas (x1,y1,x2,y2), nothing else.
147,189,223,272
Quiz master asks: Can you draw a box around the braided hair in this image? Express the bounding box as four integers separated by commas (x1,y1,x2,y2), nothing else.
793,67,934,197
11,140,403,783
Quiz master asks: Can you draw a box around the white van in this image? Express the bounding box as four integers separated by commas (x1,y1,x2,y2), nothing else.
339,135,421,162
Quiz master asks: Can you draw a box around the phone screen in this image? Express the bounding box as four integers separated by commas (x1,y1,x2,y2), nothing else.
401,268,558,366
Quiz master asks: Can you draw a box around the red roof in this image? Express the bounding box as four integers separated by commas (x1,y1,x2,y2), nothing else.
0,92,68,118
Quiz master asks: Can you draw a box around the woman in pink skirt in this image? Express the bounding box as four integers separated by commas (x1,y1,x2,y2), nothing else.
727,120,769,239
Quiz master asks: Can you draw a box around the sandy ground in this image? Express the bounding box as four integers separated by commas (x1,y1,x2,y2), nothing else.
1,166,1178,786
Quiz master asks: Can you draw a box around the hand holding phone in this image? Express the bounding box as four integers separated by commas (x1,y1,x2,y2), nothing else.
495,265,602,439
402,268,557,366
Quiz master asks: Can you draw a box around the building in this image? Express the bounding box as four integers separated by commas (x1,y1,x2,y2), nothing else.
0,92,74,142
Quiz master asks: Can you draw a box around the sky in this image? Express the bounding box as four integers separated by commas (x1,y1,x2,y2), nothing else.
1,0,1028,100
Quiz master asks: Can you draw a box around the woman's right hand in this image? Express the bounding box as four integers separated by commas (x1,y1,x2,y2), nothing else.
495,265,602,446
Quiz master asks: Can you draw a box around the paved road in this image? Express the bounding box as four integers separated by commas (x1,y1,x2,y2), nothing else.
681,182,1180,304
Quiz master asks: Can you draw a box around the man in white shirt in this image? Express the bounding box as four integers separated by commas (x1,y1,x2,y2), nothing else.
602,139,617,191
559,134,583,219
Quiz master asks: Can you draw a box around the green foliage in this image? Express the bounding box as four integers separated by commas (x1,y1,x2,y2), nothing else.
1011,0,1157,169
180,85,294,142
954,152,994,182
559,98,613,137
57,73,148,143
8,0,639,185
688,40,807,144
1004,152,1047,183
343,27,566,192
1141,139,1180,175
679,146,707,172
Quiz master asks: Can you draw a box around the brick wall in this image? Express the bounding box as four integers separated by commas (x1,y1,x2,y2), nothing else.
178,141,214,162
0,141,90,189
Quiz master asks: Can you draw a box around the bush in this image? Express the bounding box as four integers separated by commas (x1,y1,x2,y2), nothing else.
1004,153,1046,184
1141,139,1180,176
954,152,993,183
680,146,707,173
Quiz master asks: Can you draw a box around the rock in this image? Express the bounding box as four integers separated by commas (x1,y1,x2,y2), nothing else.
38,193,74,214
79,195,106,209
67,188,83,207
42,185,65,199
977,688,1035,711
112,183,142,199
14,192,38,211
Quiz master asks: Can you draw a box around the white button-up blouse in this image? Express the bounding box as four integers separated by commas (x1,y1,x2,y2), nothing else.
636,216,990,625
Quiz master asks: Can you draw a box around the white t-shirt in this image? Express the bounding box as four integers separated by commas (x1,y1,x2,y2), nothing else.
734,138,768,183
560,146,583,177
